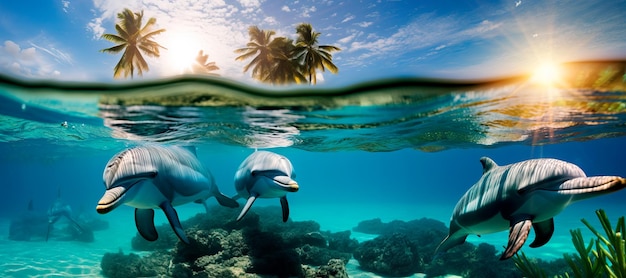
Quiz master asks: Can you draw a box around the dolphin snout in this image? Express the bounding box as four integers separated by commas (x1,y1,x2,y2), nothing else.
96,186,127,214
273,176,299,192
286,181,299,192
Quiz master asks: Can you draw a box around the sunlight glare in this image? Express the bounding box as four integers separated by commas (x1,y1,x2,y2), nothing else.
531,62,561,86
161,32,202,74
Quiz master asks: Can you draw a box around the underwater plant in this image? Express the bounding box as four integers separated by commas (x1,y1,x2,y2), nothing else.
513,209,626,277
513,251,549,278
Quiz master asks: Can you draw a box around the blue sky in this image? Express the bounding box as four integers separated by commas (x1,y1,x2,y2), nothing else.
0,0,624,86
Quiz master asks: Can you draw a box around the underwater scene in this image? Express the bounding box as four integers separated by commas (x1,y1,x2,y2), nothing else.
2,0,626,277
1,60,626,277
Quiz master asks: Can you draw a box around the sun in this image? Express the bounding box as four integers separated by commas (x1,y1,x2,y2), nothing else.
161,32,202,74
531,62,562,86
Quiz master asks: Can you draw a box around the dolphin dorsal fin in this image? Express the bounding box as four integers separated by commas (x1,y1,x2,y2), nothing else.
480,157,498,174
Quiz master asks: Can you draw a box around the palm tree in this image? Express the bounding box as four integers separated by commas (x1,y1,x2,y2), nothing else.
190,50,220,76
100,9,166,79
293,23,341,84
264,37,306,85
234,26,278,82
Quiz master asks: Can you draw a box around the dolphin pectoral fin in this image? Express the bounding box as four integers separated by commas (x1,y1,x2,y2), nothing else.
159,202,189,244
135,208,158,242
237,195,257,221
280,196,289,222
501,217,533,260
211,186,240,208
529,218,554,248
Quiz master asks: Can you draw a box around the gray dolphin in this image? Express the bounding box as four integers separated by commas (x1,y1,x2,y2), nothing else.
436,157,626,260
233,151,299,222
96,145,239,244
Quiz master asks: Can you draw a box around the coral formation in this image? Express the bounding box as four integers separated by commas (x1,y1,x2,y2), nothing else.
103,206,539,277
353,217,520,277
102,205,353,277
353,232,423,276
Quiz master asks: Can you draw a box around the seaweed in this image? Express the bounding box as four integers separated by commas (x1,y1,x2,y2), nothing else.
513,209,626,277
513,251,549,278
580,209,626,277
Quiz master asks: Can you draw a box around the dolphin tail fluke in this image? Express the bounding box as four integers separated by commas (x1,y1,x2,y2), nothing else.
211,186,240,208
435,233,468,256
135,208,159,242
237,196,257,221
529,218,554,248
160,203,190,244
501,217,533,260
280,196,289,222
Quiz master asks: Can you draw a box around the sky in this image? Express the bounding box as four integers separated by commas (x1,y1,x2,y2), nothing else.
0,0,624,86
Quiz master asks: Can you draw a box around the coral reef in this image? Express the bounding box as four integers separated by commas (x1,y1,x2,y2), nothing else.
353,232,423,276
103,205,354,277
353,217,521,277
103,206,536,277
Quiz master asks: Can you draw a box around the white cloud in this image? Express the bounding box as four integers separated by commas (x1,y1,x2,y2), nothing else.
341,15,355,23
357,21,373,28
0,40,63,78
30,42,73,65
338,33,356,45
281,5,290,12
62,0,71,13
238,0,260,8
87,17,105,39
301,6,316,18
345,14,502,66
264,16,278,25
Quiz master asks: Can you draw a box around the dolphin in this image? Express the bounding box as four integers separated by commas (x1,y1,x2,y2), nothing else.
436,157,626,260
96,145,239,244
47,191,84,241
233,151,299,222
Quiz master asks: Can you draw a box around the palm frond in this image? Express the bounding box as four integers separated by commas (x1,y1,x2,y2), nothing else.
114,24,129,40
142,28,166,40
137,44,160,58
101,33,126,44
100,44,127,54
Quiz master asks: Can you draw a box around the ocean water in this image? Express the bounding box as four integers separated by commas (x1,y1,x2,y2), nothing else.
1,60,626,277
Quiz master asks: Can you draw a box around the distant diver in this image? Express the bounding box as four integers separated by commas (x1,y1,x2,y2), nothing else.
436,157,626,260
47,190,85,241
96,145,239,244
233,151,299,222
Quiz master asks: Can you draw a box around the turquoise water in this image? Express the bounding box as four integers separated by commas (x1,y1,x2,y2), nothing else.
1,60,626,277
